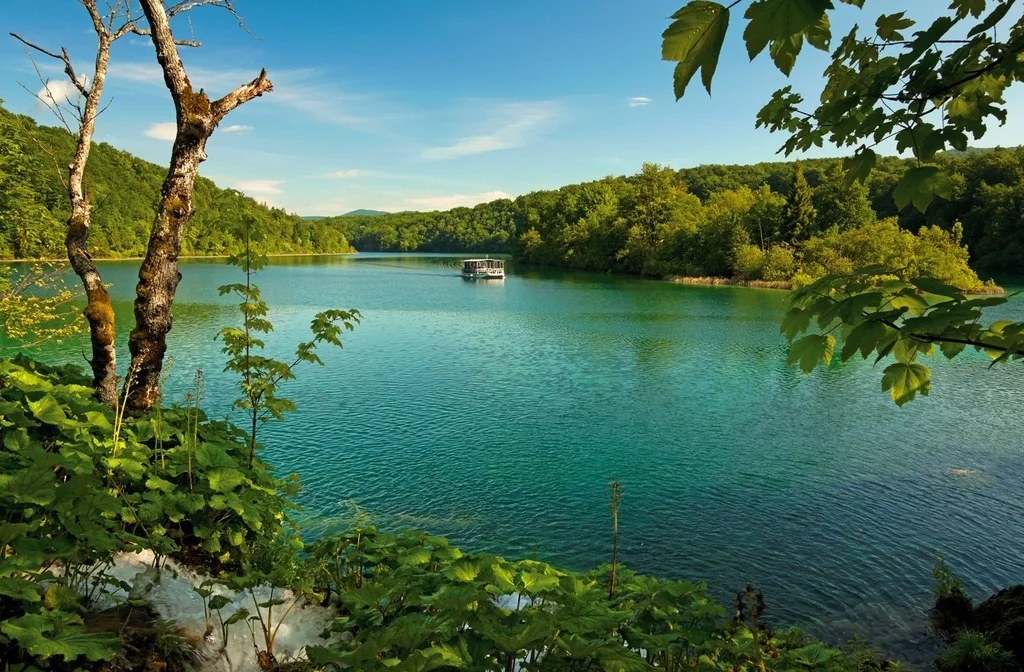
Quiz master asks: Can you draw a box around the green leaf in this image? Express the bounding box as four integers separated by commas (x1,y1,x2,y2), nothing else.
0,576,41,603
398,546,432,566
911,277,965,299
743,0,832,61
6,368,53,392
207,468,246,492
769,33,803,75
840,320,887,362
939,340,967,359
843,148,876,186
145,477,176,493
223,607,250,627
446,559,481,582
490,561,517,593
662,1,731,97
28,394,69,427
208,594,232,611
893,166,953,213
881,362,931,406
950,0,985,18
788,334,836,374
875,12,915,41
780,307,812,341
2,612,120,662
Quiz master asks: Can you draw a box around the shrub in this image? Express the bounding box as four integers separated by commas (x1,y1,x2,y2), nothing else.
0,355,295,667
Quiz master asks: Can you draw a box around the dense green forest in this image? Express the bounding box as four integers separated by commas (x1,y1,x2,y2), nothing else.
0,100,353,259
328,149,1024,288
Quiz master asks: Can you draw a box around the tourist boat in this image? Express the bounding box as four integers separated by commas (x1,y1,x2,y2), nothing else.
461,258,505,280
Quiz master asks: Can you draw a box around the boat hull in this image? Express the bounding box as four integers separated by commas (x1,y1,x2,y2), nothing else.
461,271,504,280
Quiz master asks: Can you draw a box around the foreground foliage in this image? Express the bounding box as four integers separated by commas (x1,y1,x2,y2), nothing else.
781,267,1022,404
0,355,296,667
304,527,896,672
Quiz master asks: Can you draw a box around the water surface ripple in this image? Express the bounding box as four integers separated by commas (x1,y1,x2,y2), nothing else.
27,254,1024,666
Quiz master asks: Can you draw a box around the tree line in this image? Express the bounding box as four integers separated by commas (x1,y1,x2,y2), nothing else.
328,148,1024,290
0,101,353,260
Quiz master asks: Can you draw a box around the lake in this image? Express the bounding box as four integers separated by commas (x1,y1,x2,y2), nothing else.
13,253,1024,665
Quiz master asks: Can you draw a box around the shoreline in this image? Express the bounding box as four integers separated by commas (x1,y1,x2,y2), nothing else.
3,254,1008,296
663,275,791,290
664,274,1006,295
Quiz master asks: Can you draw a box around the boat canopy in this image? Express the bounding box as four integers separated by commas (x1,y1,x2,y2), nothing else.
462,258,504,268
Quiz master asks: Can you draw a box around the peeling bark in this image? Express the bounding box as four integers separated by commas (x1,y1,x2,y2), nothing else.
68,33,118,404
13,6,121,404
127,0,271,413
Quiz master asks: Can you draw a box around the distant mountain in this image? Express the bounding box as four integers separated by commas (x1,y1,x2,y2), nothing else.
343,209,389,217
301,215,325,221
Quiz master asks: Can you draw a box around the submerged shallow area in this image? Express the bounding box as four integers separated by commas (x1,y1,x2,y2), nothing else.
15,253,1024,665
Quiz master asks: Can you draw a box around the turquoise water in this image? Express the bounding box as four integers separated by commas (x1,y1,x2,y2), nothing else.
14,254,1024,664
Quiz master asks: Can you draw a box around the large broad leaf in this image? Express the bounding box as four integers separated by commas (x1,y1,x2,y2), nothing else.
663,1,731,97
5,368,53,392
2,612,120,662
843,148,876,186
206,467,246,492
0,576,41,602
743,0,832,61
893,166,953,213
28,394,69,427
911,277,965,299
840,320,888,362
787,334,836,374
881,362,931,406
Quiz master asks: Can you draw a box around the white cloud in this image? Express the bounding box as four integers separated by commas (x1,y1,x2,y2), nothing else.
109,62,377,128
234,179,284,197
629,97,652,107
109,62,163,83
325,169,366,179
404,191,511,211
422,102,559,160
35,79,83,108
221,124,253,133
144,122,177,141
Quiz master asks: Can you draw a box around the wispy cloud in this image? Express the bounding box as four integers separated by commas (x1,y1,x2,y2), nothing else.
109,62,380,128
109,62,163,84
422,101,559,160
403,191,511,210
235,179,284,197
35,79,83,109
221,124,253,133
628,96,652,108
325,169,367,179
144,122,177,141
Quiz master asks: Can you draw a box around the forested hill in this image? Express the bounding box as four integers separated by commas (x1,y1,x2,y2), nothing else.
0,101,353,259
326,149,1024,283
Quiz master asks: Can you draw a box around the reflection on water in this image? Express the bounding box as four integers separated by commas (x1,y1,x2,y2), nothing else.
7,253,1024,666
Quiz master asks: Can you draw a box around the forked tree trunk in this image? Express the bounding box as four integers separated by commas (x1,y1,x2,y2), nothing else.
127,0,271,413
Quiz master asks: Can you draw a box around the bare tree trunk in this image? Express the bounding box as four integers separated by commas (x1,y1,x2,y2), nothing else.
67,29,117,404
11,3,122,404
127,0,271,413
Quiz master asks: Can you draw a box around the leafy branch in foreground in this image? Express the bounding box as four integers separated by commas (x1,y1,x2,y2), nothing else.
216,219,360,467
781,266,1022,405
663,0,1024,214
0,263,82,350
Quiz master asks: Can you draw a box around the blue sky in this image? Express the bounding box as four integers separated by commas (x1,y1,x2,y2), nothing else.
2,1,1023,215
